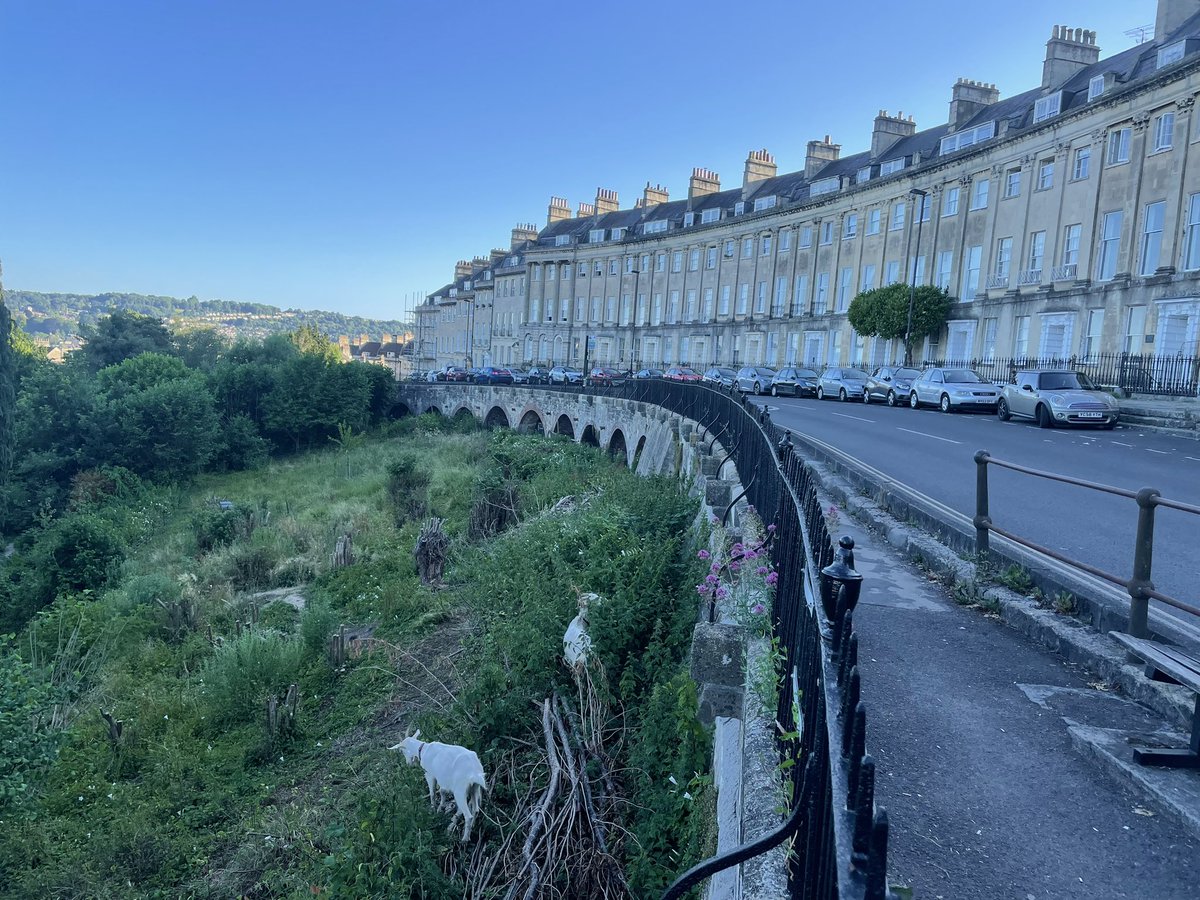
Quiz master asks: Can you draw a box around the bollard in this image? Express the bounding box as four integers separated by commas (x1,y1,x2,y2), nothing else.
1127,487,1160,640
973,450,991,562
821,535,864,623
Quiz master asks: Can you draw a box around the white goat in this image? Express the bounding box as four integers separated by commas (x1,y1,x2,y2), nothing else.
563,592,602,669
389,729,487,841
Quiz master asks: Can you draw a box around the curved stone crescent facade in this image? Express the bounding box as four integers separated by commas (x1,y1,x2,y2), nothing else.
416,1,1200,382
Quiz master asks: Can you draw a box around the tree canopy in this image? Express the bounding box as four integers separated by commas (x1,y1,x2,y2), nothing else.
847,283,954,362
77,310,175,372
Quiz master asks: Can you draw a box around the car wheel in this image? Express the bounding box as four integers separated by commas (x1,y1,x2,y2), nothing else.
1036,404,1054,429
770,385,778,397
939,394,952,413
886,390,897,407
997,398,1011,422
754,382,763,395
909,392,919,409
839,388,848,402
817,386,825,400
863,390,871,405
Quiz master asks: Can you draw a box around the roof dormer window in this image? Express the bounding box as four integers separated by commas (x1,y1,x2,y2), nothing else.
1158,40,1187,69
589,228,605,242
856,166,872,184
1088,74,1105,101
611,227,625,240
1033,91,1062,123
939,121,996,155
701,208,721,224
809,177,840,197
555,234,570,246
643,219,668,234
464,281,472,290
879,158,906,176
734,201,746,216
683,211,695,227
753,195,777,212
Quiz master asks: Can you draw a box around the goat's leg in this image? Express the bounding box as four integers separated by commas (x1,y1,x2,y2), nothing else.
452,786,472,842
425,773,437,806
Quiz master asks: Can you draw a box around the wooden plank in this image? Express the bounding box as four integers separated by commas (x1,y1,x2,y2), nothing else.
1110,633,1200,694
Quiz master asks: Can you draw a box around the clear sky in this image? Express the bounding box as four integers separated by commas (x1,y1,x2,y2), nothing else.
0,0,1158,322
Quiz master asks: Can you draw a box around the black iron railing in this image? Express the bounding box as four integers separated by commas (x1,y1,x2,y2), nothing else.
402,379,897,897
924,352,1200,398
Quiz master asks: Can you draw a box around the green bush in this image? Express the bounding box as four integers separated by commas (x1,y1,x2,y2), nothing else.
386,453,429,525
199,630,306,726
0,643,61,813
300,597,338,655
191,506,241,554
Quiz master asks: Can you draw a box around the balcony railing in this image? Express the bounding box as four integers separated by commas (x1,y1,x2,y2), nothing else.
986,273,1010,290
1017,268,1043,286
1051,263,1078,281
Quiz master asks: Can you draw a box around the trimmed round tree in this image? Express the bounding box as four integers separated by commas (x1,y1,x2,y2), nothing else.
847,283,953,364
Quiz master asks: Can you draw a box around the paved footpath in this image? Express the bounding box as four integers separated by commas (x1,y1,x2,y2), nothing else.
838,518,1200,900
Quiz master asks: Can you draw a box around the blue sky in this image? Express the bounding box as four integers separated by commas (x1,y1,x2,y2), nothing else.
0,0,1157,321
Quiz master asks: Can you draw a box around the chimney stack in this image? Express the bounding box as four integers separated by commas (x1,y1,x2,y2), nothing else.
1042,26,1101,88
688,167,721,199
511,222,538,249
470,255,489,274
743,149,777,189
1157,0,1200,41
547,196,571,226
576,201,595,218
949,79,1000,128
872,111,917,158
454,260,472,278
490,248,506,265
643,182,669,206
804,136,840,178
595,188,619,214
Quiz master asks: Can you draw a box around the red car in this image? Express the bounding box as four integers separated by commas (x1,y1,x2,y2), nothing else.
664,367,702,382
438,366,471,382
588,366,627,386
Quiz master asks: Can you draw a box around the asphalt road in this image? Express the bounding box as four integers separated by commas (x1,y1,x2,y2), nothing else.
746,393,1200,616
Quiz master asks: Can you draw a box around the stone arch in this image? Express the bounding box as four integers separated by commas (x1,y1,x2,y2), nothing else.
484,406,510,429
423,404,443,416
389,401,413,419
580,424,600,448
631,434,647,471
553,414,575,439
451,405,475,422
518,409,545,435
608,428,628,465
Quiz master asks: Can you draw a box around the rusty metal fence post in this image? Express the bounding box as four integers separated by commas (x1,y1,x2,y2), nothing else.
1128,487,1161,639
973,450,991,562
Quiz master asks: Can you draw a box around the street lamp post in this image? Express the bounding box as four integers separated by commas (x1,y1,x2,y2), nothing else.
904,188,929,366
628,262,641,376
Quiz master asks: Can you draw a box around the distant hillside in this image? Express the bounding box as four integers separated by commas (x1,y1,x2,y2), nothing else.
7,290,410,343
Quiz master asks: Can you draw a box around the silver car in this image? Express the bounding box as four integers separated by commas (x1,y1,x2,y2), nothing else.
863,366,922,407
909,367,999,412
998,369,1119,428
816,367,869,401
735,366,776,394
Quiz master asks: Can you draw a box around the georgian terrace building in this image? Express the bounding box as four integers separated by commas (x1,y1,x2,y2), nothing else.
421,0,1200,380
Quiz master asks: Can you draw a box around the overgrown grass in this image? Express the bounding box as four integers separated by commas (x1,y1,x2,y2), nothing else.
1,418,715,898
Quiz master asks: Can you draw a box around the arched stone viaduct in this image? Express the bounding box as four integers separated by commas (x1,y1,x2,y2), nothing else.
394,384,694,476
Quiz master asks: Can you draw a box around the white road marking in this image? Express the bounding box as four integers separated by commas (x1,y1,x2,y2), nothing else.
832,412,875,423
896,427,962,445
1110,441,1134,448
1145,448,1170,454
1186,457,1200,462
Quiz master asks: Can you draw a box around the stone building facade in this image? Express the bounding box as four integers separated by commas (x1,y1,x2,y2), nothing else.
420,0,1200,384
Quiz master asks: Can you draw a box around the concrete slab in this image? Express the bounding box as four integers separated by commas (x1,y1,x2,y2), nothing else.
711,716,744,900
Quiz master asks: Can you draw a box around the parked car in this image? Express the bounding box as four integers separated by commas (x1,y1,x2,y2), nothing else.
863,366,923,407
526,366,553,385
735,366,776,395
475,366,514,385
588,366,627,386
703,366,738,389
439,366,471,382
816,368,869,401
549,365,584,384
997,369,1119,428
633,368,664,379
909,367,999,412
664,366,702,382
509,367,529,384
425,370,440,383
770,367,819,397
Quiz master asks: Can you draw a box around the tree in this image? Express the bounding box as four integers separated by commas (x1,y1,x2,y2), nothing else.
290,325,341,364
0,269,14,491
847,283,953,364
174,327,229,372
77,310,174,372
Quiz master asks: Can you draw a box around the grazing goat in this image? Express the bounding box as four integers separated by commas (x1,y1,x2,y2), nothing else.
563,592,602,669
389,730,487,841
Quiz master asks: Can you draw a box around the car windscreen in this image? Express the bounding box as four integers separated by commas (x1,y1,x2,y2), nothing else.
894,368,921,379
797,369,818,378
1040,372,1093,390
945,370,983,383
843,369,869,380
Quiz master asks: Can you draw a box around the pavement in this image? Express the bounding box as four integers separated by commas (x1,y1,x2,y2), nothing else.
1117,396,1200,438
834,514,1200,900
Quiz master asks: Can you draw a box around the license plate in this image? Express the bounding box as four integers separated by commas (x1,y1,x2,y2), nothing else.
1077,412,1103,419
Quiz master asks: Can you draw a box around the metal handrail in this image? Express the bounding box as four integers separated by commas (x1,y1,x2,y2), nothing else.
974,450,1200,636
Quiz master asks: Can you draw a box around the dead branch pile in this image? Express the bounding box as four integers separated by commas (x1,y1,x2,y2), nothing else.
467,666,631,899
414,517,450,586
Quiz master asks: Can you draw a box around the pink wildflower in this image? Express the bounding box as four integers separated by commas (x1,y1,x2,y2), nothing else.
729,561,741,572
752,602,766,615
715,586,728,599
705,574,719,585
756,566,769,576
765,571,778,585
697,549,710,560
767,523,777,533
696,585,710,596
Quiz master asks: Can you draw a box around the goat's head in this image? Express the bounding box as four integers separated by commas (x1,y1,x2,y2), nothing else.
388,728,422,764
